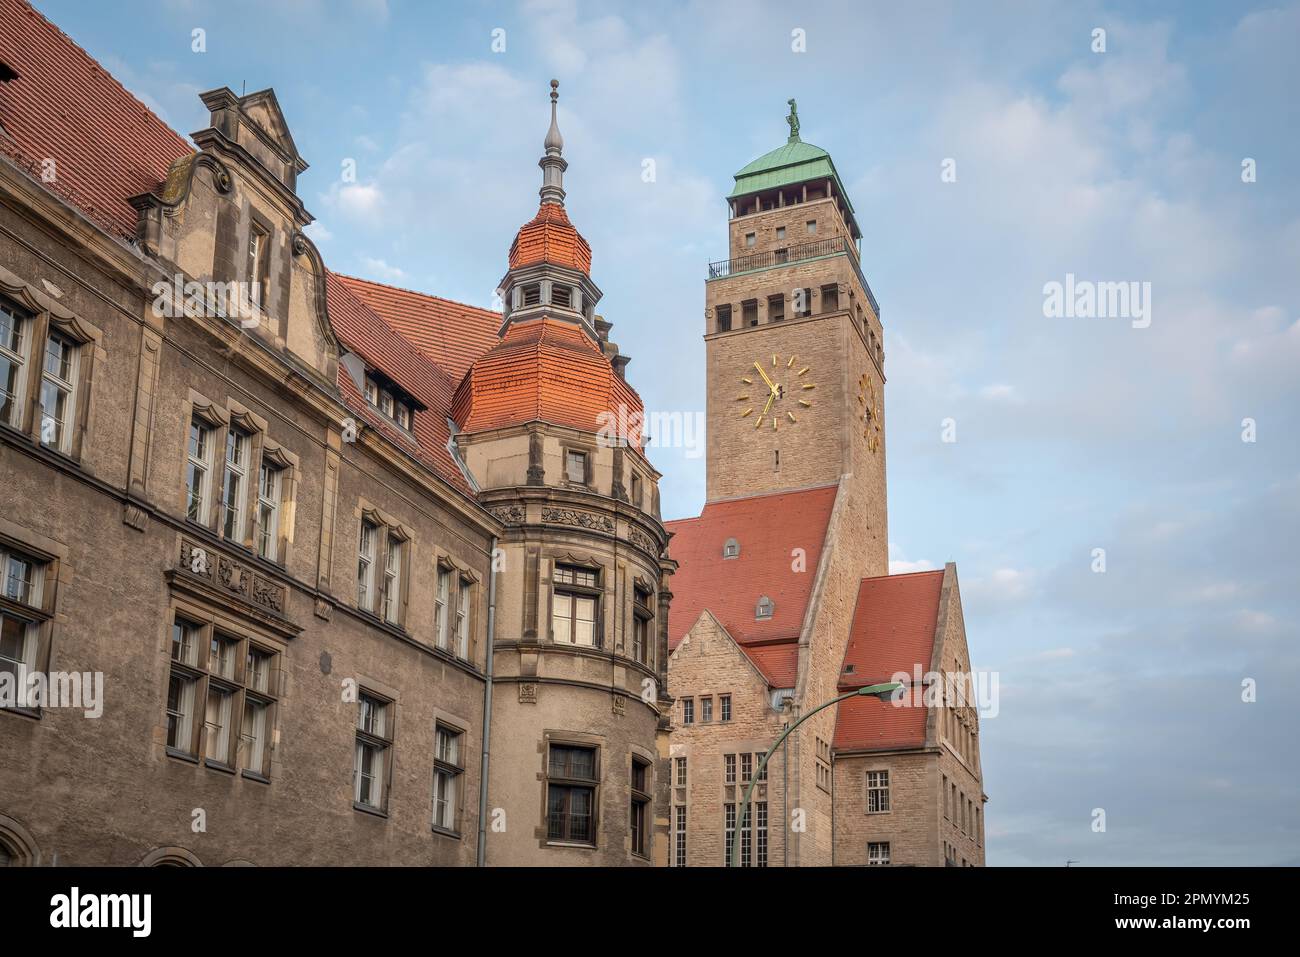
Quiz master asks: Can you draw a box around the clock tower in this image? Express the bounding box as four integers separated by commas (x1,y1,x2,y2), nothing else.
704,101,887,553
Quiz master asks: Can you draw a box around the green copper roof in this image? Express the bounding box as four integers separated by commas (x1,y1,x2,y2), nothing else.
728,101,856,220
727,140,854,213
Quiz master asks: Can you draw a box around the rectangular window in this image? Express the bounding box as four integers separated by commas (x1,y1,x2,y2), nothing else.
354,692,392,812
795,287,813,318
775,226,786,240
867,770,891,813
256,462,283,561
720,694,731,722
241,646,276,777
724,803,736,867
943,774,949,818
806,220,817,235
433,725,463,833
976,807,982,846
222,428,250,543
455,578,471,658
0,299,31,429
0,546,44,711
715,304,732,333
744,232,755,247
629,471,642,509
435,566,452,650
673,805,687,867
394,402,411,431
357,521,377,613
755,752,768,782
381,535,403,625
247,223,269,307
724,753,736,785
553,563,599,647
960,791,966,832
551,284,572,308
821,284,840,313
742,299,758,327
756,801,768,868
700,696,713,723
565,449,588,485
547,744,598,844
522,284,542,307
767,294,785,323
630,757,650,858
681,697,694,725
166,615,279,775
38,332,78,453
674,756,687,788
740,752,752,783
632,586,652,665
868,841,891,866
186,418,214,524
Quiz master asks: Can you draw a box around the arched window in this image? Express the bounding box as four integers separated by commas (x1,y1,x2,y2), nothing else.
0,814,39,866
722,538,740,559
755,596,774,620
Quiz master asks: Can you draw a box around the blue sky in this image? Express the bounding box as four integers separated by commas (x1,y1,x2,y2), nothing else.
36,0,1300,865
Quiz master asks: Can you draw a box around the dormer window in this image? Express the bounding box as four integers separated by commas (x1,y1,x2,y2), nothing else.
551,284,572,309
522,284,542,307
755,595,774,620
363,374,418,433
722,538,740,560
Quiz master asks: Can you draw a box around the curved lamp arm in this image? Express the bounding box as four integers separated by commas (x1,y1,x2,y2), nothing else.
729,682,901,868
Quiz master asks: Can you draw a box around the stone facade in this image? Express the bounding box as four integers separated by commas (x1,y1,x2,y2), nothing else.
0,10,670,868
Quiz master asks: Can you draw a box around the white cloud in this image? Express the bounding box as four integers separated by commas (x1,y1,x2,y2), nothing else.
360,257,406,281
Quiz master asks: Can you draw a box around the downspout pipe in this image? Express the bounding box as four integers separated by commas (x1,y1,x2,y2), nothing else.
476,535,499,867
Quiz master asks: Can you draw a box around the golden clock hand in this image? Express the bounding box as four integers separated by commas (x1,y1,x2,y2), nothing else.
753,362,776,392
761,393,774,418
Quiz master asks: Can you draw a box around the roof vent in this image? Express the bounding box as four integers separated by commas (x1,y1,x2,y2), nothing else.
0,61,18,83
723,538,740,560
755,596,774,620
844,664,855,674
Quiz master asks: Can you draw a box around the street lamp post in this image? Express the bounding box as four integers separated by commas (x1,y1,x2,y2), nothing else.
730,682,902,868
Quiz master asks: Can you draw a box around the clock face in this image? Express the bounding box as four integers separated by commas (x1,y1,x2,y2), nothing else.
736,353,815,432
857,373,881,453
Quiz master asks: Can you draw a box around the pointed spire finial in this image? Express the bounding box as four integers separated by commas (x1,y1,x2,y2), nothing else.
539,79,568,205
786,98,800,143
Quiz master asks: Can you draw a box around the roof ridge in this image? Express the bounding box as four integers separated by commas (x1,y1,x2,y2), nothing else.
699,481,840,508
865,568,947,582
13,0,191,154
333,272,500,317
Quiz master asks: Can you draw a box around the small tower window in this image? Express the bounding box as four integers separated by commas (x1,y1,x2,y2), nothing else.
551,284,572,308
775,226,786,240
716,305,732,333
767,294,785,323
755,596,774,620
806,220,817,235
744,232,756,248
742,300,758,327
565,449,588,485
522,284,542,307
821,284,839,312
722,538,740,560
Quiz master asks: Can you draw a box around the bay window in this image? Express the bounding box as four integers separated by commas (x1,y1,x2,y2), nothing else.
552,563,599,647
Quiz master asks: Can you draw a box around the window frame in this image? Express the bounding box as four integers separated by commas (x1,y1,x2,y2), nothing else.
545,741,600,847
164,608,282,781
0,542,53,716
356,511,410,629
551,561,601,648
866,769,891,814
629,755,651,859
631,583,653,666
353,690,394,814
868,841,891,866
432,723,465,836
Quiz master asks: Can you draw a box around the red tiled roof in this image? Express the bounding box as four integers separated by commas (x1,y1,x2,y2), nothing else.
508,202,592,273
0,0,192,238
334,274,500,384
834,569,944,752
740,641,800,688
665,484,839,684
450,317,643,447
325,271,472,495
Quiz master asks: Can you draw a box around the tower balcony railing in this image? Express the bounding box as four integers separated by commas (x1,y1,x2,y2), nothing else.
706,236,880,318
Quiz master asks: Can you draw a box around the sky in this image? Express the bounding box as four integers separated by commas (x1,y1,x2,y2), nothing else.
33,0,1300,865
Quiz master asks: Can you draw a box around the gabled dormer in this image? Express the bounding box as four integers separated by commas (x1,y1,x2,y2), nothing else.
130,87,338,389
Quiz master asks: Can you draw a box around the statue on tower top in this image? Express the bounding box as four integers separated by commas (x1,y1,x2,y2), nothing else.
786,98,800,143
